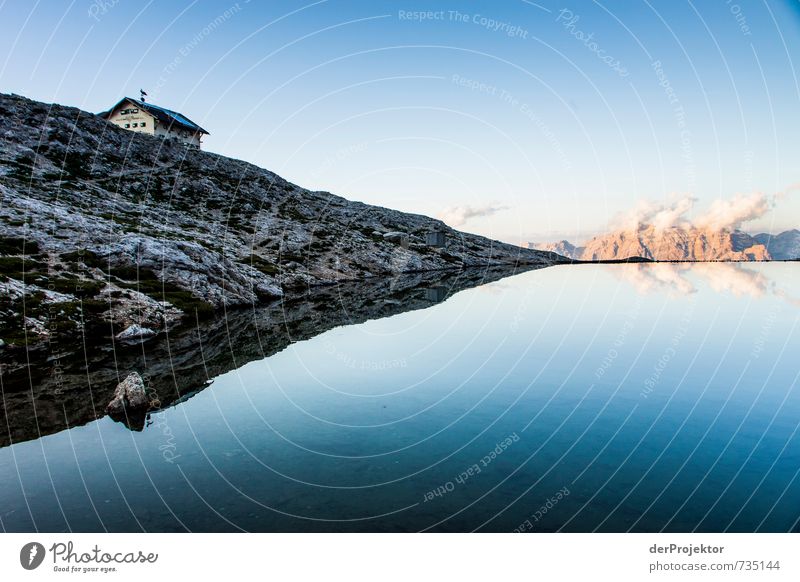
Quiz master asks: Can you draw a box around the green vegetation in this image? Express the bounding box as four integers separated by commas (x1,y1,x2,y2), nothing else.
111,266,214,319
45,277,105,298
243,254,279,275
0,291,109,347
0,255,45,279
60,249,107,269
59,248,214,318
8,154,35,180
0,236,40,255
277,199,309,222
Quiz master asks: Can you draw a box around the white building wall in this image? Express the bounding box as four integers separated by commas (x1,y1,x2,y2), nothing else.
107,100,204,147
154,123,203,147
106,104,155,136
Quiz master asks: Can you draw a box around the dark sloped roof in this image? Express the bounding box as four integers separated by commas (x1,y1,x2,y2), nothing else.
99,97,209,134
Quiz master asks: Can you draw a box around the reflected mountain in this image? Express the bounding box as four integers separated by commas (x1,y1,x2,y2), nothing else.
0,264,548,447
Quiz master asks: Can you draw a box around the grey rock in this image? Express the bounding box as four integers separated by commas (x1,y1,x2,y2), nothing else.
116,324,156,341
529,240,583,260
753,229,800,260
383,231,407,243
0,92,563,349
106,372,148,415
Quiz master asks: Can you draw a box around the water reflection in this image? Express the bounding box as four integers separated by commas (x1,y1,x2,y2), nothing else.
0,264,545,447
0,263,797,533
615,262,787,301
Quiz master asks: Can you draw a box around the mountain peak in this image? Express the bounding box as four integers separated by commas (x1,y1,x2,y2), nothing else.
533,225,799,261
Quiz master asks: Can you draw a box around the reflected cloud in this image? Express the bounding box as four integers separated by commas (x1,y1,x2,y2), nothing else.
691,263,768,298
616,261,789,304
615,263,696,295
774,288,800,307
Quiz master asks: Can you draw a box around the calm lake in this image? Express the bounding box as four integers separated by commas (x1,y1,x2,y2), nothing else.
1,262,798,532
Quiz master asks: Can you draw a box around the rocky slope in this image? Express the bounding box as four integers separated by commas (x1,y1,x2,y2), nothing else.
0,93,562,350
754,229,800,260
530,225,799,261
535,239,583,260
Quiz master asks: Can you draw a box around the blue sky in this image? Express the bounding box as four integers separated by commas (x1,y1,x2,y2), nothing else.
1,0,799,243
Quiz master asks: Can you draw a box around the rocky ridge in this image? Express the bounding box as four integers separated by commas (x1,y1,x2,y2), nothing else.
0,93,562,349
532,225,799,262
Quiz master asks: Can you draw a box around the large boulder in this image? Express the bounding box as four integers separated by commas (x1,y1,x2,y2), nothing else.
106,372,149,415
383,231,408,243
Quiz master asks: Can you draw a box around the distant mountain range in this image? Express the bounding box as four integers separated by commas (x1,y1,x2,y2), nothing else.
531,227,800,261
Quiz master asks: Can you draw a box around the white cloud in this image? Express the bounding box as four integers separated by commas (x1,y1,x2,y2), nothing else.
613,195,695,231
609,188,789,233
438,204,509,227
694,192,771,231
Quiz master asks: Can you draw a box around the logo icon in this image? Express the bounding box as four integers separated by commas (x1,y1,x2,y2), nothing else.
20,542,46,570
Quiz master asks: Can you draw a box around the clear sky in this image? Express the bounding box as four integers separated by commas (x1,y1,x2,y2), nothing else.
2,0,799,244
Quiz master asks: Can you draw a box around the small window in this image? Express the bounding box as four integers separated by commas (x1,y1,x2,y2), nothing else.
124,123,130,128
140,122,146,127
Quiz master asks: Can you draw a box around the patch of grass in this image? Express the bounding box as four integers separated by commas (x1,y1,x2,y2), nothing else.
0,291,108,346
113,267,215,319
0,236,40,255
243,254,279,275
440,252,463,264
53,151,92,180
7,154,35,180
58,250,215,318
278,251,306,265
47,299,109,335
46,277,105,298
0,256,44,278
60,249,107,269
107,264,141,280
277,200,309,222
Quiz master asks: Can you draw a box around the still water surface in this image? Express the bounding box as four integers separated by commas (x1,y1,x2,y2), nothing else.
1,262,798,532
